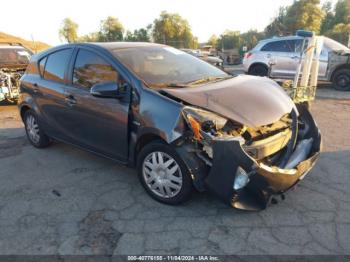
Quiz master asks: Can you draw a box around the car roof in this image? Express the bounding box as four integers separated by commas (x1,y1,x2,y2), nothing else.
39,42,166,57
33,42,168,63
260,35,303,43
86,41,165,50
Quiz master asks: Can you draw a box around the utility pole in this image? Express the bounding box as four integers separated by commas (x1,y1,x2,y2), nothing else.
221,36,224,52
31,34,37,54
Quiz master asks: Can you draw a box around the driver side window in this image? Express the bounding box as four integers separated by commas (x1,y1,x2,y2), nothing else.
73,49,119,89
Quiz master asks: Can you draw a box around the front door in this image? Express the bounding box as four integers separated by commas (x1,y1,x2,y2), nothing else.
62,48,130,161
261,40,297,77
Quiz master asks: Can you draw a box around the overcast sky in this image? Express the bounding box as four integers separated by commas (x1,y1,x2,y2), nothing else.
0,0,336,45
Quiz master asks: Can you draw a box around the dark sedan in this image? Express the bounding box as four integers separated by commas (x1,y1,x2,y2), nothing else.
18,42,321,210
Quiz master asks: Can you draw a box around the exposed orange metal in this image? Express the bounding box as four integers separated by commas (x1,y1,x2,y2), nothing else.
188,115,202,140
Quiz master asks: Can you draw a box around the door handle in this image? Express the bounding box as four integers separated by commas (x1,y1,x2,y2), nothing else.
33,83,39,93
65,94,77,106
291,56,299,59
266,54,271,58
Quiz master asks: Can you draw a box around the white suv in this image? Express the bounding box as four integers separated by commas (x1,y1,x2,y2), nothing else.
243,36,348,82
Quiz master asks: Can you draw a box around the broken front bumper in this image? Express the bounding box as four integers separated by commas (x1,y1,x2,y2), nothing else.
204,106,321,211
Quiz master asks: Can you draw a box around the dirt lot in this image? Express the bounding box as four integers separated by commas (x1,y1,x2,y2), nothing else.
0,95,350,255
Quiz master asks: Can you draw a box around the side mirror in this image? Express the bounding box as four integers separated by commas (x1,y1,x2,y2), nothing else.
90,82,128,98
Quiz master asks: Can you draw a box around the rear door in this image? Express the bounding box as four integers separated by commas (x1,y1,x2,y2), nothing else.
61,47,130,161
261,40,296,77
34,48,74,140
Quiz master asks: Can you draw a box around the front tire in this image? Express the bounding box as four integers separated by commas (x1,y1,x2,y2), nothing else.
332,69,350,91
24,110,51,148
137,140,193,205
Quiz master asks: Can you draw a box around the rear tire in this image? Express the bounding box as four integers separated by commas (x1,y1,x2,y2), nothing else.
332,69,350,91
248,64,268,77
137,140,193,205
24,109,51,148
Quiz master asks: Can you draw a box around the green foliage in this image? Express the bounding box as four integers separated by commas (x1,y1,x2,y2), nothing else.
217,30,241,50
265,7,288,37
152,11,197,48
322,0,350,46
59,18,79,43
207,34,218,47
58,0,350,54
99,16,124,42
240,30,265,50
125,25,152,42
333,0,350,25
325,23,350,45
284,0,324,34
320,1,335,34
265,0,324,37
78,32,100,42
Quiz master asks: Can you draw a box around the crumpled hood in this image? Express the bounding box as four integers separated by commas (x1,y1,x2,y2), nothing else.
163,75,296,127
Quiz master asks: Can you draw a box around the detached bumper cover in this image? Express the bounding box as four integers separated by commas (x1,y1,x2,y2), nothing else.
204,107,321,211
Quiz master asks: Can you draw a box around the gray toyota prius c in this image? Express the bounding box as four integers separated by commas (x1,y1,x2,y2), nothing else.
18,42,321,210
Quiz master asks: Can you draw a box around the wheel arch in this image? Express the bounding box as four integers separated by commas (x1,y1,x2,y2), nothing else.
19,104,32,121
330,64,350,82
128,130,167,166
248,62,269,74
135,133,165,155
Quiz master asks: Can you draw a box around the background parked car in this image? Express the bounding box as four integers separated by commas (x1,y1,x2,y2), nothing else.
242,35,350,90
181,48,223,68
0,42,33,103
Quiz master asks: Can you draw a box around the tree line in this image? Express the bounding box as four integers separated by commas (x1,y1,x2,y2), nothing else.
59,0,350,51
59,11,198,49
265,0,350,44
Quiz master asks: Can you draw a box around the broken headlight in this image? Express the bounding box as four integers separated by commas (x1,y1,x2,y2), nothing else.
182,106,228,140
233,166,250,190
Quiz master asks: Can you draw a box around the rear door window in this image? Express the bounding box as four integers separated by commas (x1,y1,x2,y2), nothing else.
72,49,118,89
261,40,293,52
43,49,73,83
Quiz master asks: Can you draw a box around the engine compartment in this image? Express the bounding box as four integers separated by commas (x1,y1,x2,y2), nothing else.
179,103,321,210
182,104,315,172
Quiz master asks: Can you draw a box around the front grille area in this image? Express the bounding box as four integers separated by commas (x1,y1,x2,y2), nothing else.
242,114,293,160
243,128,292,160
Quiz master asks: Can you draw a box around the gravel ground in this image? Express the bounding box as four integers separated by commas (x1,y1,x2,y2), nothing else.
0,94,349,255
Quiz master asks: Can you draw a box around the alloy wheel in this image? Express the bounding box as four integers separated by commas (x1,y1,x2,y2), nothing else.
26,114,40,144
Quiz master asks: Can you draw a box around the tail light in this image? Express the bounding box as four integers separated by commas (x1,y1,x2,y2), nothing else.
244,52,253,59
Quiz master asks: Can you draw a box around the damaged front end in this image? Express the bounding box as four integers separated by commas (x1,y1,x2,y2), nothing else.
0,68,23,103
180,103,321,211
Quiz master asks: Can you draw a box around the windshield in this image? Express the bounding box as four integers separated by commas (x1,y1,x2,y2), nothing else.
112,46,228,87
0,48,32,65
324,37,349,51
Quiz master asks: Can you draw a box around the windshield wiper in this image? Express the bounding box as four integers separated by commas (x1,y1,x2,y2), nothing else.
186,75,232,85
150,76,233,89
151,82,189,88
